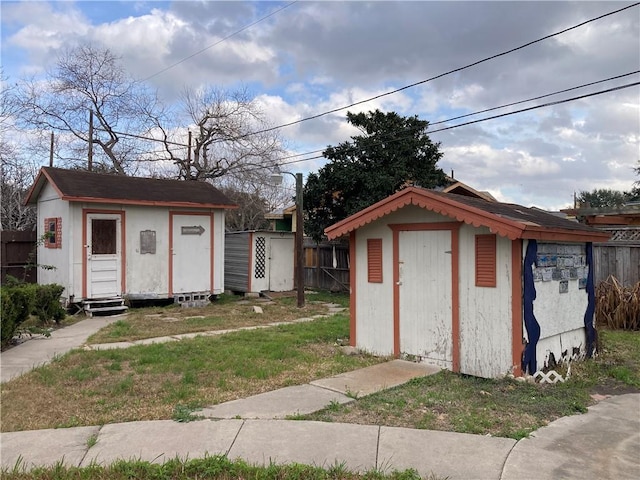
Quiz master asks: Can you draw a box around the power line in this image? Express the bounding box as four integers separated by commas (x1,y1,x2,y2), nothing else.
277,80,640,167
214,2,639,143
430,70,640,126
140,1,298,82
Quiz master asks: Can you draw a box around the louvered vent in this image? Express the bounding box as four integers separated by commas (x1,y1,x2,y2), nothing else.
475,234,497,287
367,238,383,283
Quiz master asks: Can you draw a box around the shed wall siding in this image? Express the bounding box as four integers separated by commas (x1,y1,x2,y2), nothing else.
124,206,170,296
458,225,514,377
355,222,395,356
37,183,71,297
212,210,226,295
225,233,251,292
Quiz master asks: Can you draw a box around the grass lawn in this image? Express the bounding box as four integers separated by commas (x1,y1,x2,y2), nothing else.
1,313,384,432
3,455,434,480
87,291,348,344
297,329,640,439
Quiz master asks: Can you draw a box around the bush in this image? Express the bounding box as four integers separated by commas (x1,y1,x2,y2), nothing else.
1,282,66,348
33,284,66,324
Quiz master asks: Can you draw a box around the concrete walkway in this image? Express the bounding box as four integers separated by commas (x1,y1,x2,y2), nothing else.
1,316,639,479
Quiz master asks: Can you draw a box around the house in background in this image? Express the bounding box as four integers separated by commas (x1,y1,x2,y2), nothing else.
325,186,609,379
25,167,236,313
562,202,640,286
264,204,296,232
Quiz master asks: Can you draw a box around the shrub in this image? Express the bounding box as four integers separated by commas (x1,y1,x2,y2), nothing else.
1,284,35,347
33,284,66,324
1,282,66,348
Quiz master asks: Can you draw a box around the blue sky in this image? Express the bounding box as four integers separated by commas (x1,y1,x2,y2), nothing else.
1,0,639,209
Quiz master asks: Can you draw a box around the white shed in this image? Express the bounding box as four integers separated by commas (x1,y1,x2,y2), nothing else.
224,230,295,294
25,167,236,311
325,187,610,378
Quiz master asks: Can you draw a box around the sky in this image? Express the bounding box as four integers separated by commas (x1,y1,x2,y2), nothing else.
1,0,639,210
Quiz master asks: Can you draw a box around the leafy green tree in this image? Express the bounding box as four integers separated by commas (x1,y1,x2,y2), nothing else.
304,110,446,241
577,189,629,209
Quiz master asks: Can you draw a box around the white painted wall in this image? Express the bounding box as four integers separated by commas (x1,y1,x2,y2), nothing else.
248,232,294,293
532,242,589,370
126,206,170,296
354,220,395,356
38,191,228,299
37,183,71,301
458,225,514,378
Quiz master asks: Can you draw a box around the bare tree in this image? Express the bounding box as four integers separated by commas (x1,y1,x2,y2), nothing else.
155,87,285,181
17,45,161,174
216,174,292,231
1,70,37,230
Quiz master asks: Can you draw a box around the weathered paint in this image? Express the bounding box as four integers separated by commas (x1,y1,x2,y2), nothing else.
36,182,72,299
38,200,225,301
523,240,591,372
458,225,514,378
170,211,213,295
85,211,124,298
224,231,295,293
398,229,453,368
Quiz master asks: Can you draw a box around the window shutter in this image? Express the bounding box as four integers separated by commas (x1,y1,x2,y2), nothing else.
475,234,496,287
367,238,383,283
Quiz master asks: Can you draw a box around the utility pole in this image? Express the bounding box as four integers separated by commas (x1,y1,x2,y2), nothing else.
88,110,94,172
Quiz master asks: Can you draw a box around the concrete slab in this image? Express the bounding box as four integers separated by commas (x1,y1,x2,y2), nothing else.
0,426,99,470
310,360,440,397
198,384,352,419
86,341,135,350
228,420,379,472
81,419,243,466
378,426,515,480
502,394,640,480
1,316,121,383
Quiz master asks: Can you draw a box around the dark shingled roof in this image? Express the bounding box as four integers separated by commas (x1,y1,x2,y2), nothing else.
26,167,236,208
325,186,610,242
428,190,598,234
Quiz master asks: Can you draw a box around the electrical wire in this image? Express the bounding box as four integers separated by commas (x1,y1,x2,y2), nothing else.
276,80,640,167
212,2,639,143
140,1,298,82
273,72,640,163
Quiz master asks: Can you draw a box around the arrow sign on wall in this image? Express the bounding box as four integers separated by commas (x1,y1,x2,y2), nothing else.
181,225,205,235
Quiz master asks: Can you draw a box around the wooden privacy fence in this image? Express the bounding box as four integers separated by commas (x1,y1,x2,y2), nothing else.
593,227,640,287
1,230,37,284
303,240,350,292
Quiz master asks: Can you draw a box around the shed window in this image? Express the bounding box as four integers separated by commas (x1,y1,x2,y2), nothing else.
475,234,496,287
44,217,62,249
367,238,383,283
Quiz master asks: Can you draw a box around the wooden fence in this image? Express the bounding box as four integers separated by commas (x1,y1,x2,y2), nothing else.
1,230,37,284
594,243,640,287
303,240,350,292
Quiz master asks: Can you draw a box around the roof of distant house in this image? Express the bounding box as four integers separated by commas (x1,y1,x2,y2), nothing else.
25,167,236,209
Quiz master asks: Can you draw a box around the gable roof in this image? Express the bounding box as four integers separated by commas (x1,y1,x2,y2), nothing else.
325,186,610,243
441,181,497,202
25,167,237,209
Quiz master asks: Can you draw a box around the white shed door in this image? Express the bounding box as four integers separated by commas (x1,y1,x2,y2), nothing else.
398,230,453,368
87,214,122,298
269,237,294,292
172,214,211,293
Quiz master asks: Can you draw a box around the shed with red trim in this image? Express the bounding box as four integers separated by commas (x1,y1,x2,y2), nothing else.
25,167,236,308
325,186,609,378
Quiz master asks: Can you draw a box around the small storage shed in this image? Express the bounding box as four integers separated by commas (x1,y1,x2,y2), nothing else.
25,167,236,309
224,230,295,294
325,187,610,378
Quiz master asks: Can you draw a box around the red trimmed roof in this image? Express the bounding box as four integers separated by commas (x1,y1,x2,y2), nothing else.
25,167,237,209
324,187,610,243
